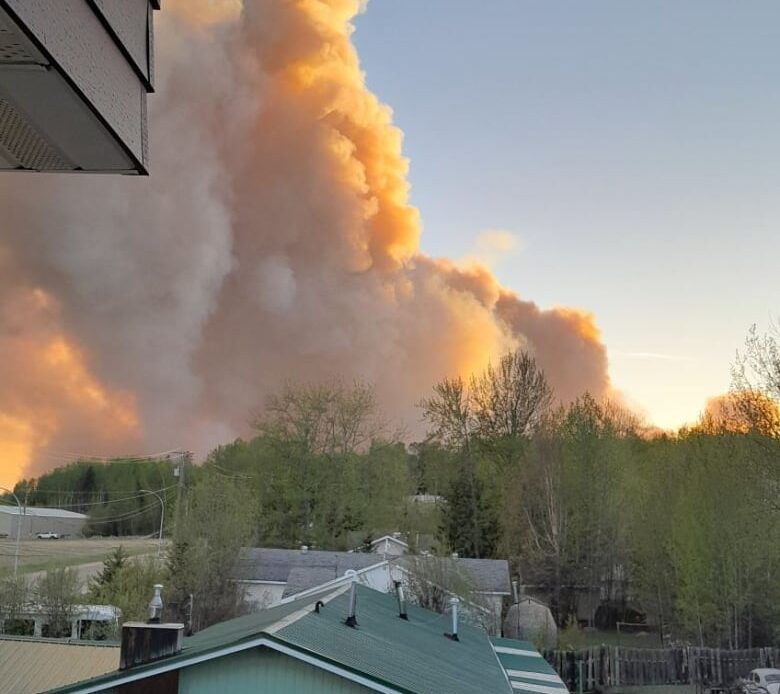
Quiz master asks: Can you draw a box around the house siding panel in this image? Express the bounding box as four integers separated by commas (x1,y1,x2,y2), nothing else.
179,647,374,694
3,0,147,166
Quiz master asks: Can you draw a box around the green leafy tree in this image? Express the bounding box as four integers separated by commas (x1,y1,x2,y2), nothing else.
87,547,164,636
167,470,255,633
35,568,81,638
0,575,30,635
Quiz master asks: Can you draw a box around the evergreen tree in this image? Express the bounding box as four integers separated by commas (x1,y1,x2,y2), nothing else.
439,461,499,558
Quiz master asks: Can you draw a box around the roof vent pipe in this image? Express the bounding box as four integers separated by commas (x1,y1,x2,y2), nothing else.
394,580,408,620
444,597,460,641
344,570,358,628
148,584,164,624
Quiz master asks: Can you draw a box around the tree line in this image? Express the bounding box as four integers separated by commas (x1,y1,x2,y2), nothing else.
2,326,778,647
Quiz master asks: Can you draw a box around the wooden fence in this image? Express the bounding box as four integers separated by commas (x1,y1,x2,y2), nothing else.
544,647,780,691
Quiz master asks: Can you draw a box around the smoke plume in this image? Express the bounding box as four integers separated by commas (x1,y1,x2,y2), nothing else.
0,0,610,486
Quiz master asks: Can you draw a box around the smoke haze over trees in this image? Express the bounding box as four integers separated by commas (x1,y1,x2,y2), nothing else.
6,342,779,646
0,0,610,488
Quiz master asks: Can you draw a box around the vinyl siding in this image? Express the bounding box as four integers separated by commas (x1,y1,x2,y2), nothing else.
179,647,375,694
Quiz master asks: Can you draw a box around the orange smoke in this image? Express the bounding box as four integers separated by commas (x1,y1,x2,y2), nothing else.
0,282,139,487
0,0,612,486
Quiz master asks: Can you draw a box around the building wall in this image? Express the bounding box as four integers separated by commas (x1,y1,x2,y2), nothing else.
0,510,86,538
179,647,373,694
244,583,286,609
92,0,154,84
0,512,13,537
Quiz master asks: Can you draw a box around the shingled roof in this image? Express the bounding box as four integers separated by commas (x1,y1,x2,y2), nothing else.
235,547,511,596
235,548,382,584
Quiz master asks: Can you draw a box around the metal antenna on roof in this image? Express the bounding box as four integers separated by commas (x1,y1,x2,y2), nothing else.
444,597,460,642
148,584,164,624
344,570,358,628
394,580,408,620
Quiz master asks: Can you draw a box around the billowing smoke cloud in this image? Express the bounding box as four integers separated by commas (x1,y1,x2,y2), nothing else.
0,0,610,486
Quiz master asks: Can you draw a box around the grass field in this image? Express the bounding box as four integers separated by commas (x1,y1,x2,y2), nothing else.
0,536,161,577
559,627,665,650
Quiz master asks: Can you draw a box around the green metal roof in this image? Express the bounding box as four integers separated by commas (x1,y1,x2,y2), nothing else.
47,585,514,693
491,637,569,694
275,584,512,694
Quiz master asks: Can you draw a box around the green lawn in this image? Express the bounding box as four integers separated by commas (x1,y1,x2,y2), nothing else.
0,537,160,577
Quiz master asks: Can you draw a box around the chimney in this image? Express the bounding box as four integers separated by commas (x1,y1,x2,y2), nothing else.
444,597,460,641
394,580,408,620
149,584,163,623
344,570,358,628
512,579,519,605
119,585,184,670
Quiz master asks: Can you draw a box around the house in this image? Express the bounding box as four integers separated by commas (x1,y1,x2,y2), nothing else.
0,505,87,538
0,0,160,174
370,534,409,557
0,636,119,694
234,545,511,634
43,583,567,694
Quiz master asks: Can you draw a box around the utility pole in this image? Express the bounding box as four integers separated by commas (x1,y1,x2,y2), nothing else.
172,450,192,535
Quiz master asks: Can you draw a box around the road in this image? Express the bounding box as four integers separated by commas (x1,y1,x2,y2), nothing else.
0,536,161,579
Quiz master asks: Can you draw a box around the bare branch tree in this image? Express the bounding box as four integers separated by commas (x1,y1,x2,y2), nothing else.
733,322,780,402
256,380,386,456
470,350,553,440
419,377,474,452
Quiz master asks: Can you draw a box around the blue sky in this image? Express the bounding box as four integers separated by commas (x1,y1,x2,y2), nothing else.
354,1,780,429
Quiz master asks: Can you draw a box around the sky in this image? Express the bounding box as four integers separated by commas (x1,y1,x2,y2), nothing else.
353,1,780,430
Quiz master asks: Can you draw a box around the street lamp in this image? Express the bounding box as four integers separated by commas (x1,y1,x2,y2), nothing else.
140,489,165,559
0,487,22,578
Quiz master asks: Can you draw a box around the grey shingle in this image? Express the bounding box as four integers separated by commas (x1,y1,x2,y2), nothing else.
235,547,511,596
235,548,380,583
282,566,336,597
450,557,511,594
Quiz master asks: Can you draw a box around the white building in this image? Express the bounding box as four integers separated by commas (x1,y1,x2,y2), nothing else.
0,505,87,538
0,0,160,173
369,534,409,557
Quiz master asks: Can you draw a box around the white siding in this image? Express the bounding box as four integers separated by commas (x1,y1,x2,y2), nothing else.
244,583,287,610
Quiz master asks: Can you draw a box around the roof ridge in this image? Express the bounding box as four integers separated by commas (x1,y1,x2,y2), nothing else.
266,585,349,634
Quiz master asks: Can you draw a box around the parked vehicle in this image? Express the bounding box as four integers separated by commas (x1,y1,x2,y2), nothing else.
749,670,780,694
731,682,769,694
36,531,60,540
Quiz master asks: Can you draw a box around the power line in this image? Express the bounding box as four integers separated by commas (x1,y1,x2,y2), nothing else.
17,485,177,510
32,448,190,466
